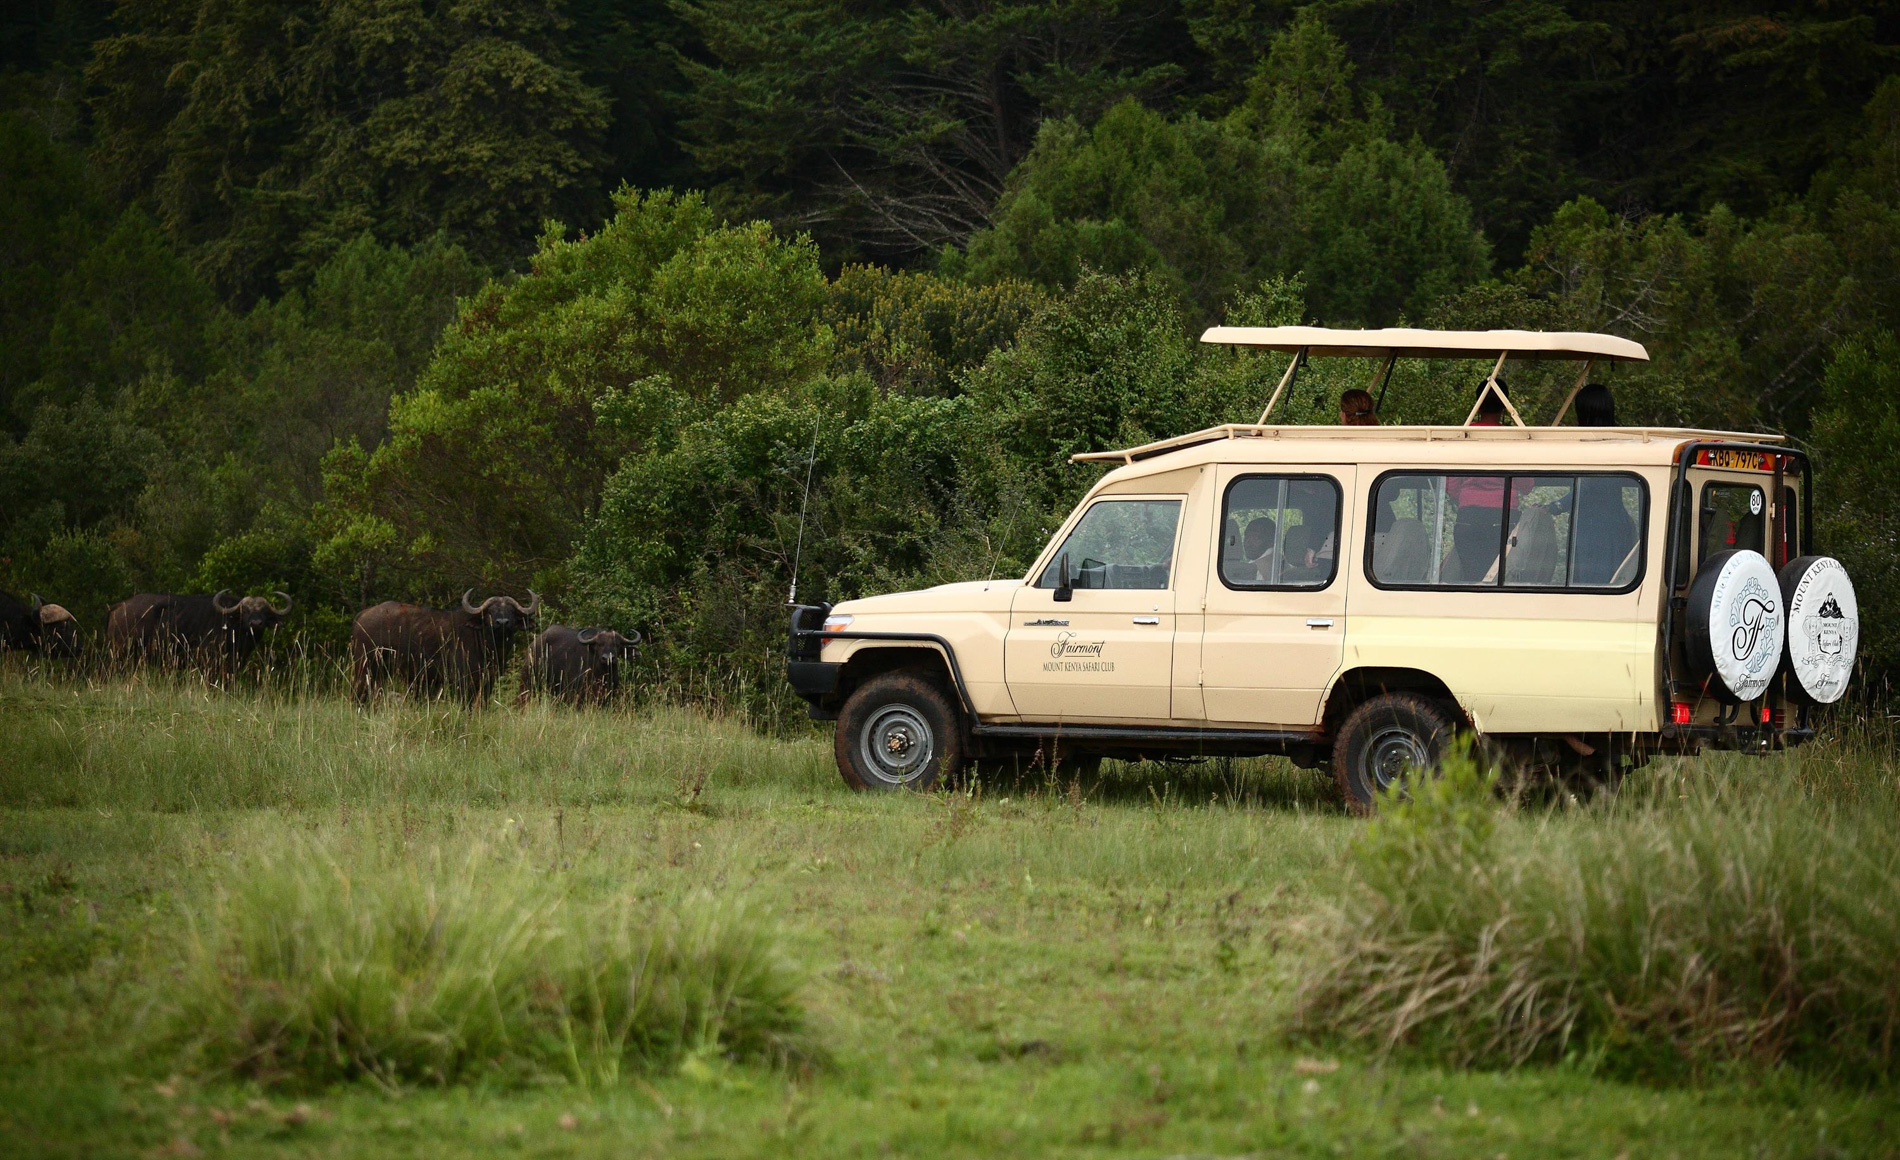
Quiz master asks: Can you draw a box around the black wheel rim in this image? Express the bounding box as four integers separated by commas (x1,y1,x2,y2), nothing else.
860,704,934,786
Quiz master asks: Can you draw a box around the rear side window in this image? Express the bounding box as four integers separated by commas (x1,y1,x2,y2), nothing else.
1220,475,1342,589
1369,472,1645,591
1036,498,1182,590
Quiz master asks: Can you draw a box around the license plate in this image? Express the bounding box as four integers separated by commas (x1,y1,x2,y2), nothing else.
1694,448,1777,472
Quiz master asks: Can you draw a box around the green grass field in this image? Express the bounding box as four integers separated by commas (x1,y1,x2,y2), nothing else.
3,664,1896,1159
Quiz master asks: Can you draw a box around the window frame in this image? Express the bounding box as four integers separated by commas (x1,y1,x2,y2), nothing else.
1363,469,1650,595
1216,473,1346,593
1030,494,1187,591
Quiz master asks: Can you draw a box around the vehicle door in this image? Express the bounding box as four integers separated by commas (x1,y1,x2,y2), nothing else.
1006,496,1183,722
1197,467,1354,727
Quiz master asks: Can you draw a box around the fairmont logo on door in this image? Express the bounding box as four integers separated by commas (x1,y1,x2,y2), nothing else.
1049,631,1106,659
1045,631,1113,672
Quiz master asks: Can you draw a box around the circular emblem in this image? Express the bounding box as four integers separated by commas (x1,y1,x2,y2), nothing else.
1748,490,1763,516
1778,556,1858,704
1686,550,1786,702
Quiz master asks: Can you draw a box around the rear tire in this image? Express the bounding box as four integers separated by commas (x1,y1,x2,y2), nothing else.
1331,693,1455,813
835,672,964,792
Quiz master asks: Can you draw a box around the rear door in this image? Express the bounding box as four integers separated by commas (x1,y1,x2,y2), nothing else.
1197,466,1354,727
1005,496,1182,722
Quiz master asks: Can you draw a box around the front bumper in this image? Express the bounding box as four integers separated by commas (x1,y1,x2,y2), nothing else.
786,603,840,717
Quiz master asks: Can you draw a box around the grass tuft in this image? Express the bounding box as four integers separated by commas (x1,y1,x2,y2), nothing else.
1294,743,1900,1084
168,835,816,1090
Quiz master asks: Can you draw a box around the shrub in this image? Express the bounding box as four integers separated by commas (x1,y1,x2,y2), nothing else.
170,837,815,1089
1294,747,1900,1083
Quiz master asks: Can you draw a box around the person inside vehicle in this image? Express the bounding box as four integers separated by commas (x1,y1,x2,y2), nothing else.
1339,388,1378,425
1575,382,1617,426
1280,523,1323,583
1242,515,1278,583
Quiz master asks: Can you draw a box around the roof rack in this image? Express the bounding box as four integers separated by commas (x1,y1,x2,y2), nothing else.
1071,423,1787,465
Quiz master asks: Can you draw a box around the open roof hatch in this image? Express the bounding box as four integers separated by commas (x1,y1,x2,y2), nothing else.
1202,326,1651,428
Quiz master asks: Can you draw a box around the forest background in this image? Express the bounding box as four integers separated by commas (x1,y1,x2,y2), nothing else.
6,0,1900,721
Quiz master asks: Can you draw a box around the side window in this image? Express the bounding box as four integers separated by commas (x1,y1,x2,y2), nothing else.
1371,472,1645,591
1036,499,1182,590
1699,482,1765,566
1220,476,1342,589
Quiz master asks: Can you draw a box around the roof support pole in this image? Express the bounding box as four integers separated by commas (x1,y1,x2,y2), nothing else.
1258,347,1307,424
1549,359,1594,425
1370,355,1397,413
1463,351,1526,427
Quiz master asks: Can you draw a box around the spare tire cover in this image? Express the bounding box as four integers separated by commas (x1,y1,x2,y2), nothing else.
1778,555,1859,703
1685,549,1786,702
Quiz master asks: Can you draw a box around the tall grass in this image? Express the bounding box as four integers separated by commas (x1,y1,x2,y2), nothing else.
0,666,835,810
1294,740,1900,1083
168,834,816,1089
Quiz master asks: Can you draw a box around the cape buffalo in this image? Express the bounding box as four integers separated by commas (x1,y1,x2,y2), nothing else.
518,625,640,705
351,590,540,704
0,591,81,657
106,590,291,672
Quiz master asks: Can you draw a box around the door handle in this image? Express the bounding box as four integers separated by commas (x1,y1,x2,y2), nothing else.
1305,618,1335,629
1132,616,1161,625
1022,618,1069,627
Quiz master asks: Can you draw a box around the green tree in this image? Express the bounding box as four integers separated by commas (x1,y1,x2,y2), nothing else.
89,0,611,301
323,189,831,598
675,0,1202,263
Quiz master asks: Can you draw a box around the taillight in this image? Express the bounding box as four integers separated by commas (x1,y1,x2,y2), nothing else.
1671,702,1693,725
1760,704,1774,725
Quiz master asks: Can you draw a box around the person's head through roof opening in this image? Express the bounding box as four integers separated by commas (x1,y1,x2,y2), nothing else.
1339,388,1377,426
1472,376,1511,426
1575,382,1617,427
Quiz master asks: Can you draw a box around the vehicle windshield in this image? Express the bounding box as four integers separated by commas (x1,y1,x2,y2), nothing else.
1036,499,1181,590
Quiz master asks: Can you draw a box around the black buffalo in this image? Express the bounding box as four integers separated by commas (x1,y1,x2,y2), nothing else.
0,591,81,657
518,625,640,705
351,590,540,704
107,590,291,671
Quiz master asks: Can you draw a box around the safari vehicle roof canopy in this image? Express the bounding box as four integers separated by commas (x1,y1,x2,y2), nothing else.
1200,326,1650,362
1072,326,1787,464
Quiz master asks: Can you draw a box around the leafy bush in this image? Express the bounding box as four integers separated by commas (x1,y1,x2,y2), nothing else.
1295,748,1900,1083
171,837,815,1089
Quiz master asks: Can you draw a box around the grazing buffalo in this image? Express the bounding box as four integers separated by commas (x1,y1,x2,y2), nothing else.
351,590,540,704
106,590,291,672
518,625,640,705
0,591,81,657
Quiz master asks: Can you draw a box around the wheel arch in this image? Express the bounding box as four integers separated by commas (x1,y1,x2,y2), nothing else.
835,641,963,713
1322,666,1472,736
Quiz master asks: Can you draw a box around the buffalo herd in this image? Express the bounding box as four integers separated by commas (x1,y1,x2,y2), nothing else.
1,586,639,707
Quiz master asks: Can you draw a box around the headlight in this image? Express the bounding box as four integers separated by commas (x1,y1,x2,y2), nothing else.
821,613,854,632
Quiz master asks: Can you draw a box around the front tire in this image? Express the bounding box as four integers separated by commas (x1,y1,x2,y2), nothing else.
1331,693,1454,813
835,672,965,792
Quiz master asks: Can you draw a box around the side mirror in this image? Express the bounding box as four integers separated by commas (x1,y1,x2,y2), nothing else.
1053,553,1073,603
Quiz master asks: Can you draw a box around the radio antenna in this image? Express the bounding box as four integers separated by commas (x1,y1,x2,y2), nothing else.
787,414,820,606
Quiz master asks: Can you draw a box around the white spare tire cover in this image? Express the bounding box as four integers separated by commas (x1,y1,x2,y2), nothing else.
1778,555,1859,703
1686,549,1785,702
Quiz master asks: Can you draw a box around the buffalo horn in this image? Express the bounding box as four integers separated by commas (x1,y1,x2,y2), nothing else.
625,628,642,645
578,627,599,644
30,593,43,613
462,588,483,614
269,590,293,615
522,590,542,618
212,589,240,614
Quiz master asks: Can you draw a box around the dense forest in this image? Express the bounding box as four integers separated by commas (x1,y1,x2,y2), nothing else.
5,0,1900,712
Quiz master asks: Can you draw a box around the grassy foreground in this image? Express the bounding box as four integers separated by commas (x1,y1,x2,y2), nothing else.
2,667,1897,1159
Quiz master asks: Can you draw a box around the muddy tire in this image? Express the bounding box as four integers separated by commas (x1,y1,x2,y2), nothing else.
835,672,964,792
1331,693,1455,814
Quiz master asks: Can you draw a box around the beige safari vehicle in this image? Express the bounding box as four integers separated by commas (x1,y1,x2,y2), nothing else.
788,328,1860,807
